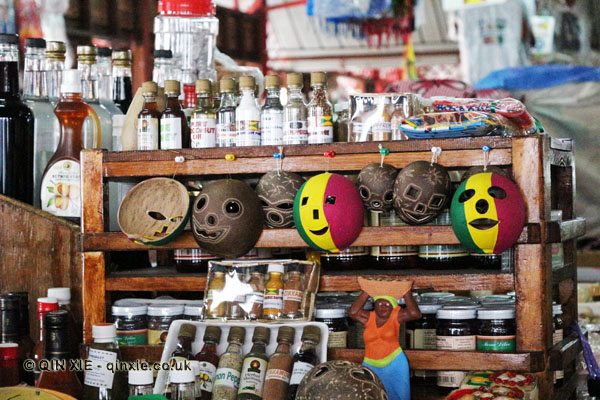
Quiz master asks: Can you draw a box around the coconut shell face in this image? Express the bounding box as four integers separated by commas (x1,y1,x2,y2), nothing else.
357,163,398,212
255,170,305,228
393,160,451,225
191,179,264,258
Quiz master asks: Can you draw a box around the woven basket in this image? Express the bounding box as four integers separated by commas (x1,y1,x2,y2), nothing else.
357,277,413,298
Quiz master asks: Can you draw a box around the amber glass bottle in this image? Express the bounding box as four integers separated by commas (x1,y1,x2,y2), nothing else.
137,81,161,150
161,80,190,149
194,326,221,400
263,326,295,400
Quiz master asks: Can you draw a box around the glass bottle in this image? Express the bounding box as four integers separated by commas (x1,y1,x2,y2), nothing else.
391,94,419,140
46,287,82,360
128,369,154,396
161,80,190,149
0,343,19,387
171,323,197,362
237,327,270,399
97,47,124,118
370,97,392,141
283,73,307,145
112,49,133,114
307,72,334,144
216,78,237,148
206,266,228,318
236,76,261,147
263,326,295,400
212,81,221,110
0,295,19,343
190,79,216,148
333,102,349,142
41,70,100,224
152,49,173,88
261,74,283,146
213,327,246,400
0,33,35,205
246,265,266,320
286,326,321,400
169,366,197,400
23,38,59,208
37,310,83,399
31,297,59,386
45,41,66,107
137,81,161,150
77,45,113,150
282,265,304,318
263,264,284,319
370,210,418,269
194,326,221,400
82,323,129,400
6,292,34,384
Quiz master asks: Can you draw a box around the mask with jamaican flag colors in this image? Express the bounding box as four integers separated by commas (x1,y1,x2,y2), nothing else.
451,172,525,255
293,172,364,252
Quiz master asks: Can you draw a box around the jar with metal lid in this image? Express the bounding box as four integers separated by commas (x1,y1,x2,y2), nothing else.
315,308,349,349
553,304,564,386
112,303,148,345
477,307,516,352
147,304,184,345
479,295,515,307
420,292,455,302
436,307,477,394
353,299,373,349
408,303,442,385
184,305,203,321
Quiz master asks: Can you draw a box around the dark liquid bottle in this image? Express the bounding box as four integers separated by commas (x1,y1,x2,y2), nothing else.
112,49,133,114
0,33,35,204
6,292,34,385
286,326,321,400
161,80,190,149
31,297,59,386
237,327,270,400
137,81,161,150
194,326,221,400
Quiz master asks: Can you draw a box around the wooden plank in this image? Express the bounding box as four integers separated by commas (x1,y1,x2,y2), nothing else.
549,332,583,372
81,150,105,233
512,136,548,223
82,252,106,343
546,218,586,243
107,275,207,291
549,138,573,152
328,349,546,372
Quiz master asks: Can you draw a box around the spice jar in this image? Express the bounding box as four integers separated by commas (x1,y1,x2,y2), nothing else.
407,303,442,384
315,308,349,349
229,267,247,319
477,306,516,352
147,304,184,345
263,263,285,319
213,326,246,400
128,368,154,396
206,266,228,318
283,264,305,318
263,326,295,400
184,304,204,321
246,265,266,320
112,302,148,345
306,72,333,144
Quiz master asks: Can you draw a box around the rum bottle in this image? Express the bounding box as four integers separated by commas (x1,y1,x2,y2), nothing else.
112,49,133,113
161,80,190,149
137,81,161,150
216,78,236,148
236,76,261,147
45,41,66,107
97,47,124,118
261,74,283,145
190,79,216,148
283,73,307,145
307,72,333,144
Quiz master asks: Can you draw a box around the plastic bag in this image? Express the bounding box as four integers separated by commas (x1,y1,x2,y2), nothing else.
399,111,517,139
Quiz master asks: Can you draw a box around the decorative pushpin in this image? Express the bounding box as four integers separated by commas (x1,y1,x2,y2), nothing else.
225,154,236,161
378,144,390,167
324,150,336,158
273,152,284,159
174,156,185,163
482,145,491,171
430,146,442,165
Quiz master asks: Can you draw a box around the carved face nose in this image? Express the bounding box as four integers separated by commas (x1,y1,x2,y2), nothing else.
206,214,218,226
476,199,489,214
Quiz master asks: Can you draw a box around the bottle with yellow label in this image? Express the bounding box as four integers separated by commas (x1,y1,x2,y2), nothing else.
263,264,284,319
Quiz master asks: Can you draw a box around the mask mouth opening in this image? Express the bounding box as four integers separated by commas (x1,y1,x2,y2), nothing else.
469,218,498,230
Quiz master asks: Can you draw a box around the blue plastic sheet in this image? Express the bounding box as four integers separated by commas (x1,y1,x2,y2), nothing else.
473,65,600,90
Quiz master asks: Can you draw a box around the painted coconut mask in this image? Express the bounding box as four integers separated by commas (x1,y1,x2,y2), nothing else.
357,163,398,212
118,178,190,245
462,165,507,182
191,179,264,258
451,172,526,254
255,170,305,228
393,160,451,225
293,173,364,253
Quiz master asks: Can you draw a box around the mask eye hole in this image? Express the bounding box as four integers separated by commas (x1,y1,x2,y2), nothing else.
170,216,184,223
224,200,242,217
195,195,208,212
301,196,308,206
359,186,370,200
147,211,166,220
260,200,269,208
276,202,293,210
384,190,393,203
458,189,476,203
488,186,507,199
325,196,336,205
405,185,421,200
429,194,445,209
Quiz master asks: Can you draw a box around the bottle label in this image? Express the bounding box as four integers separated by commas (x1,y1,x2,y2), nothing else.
236,120,261,146
137,117,159,150
213,367,241,389
437,371,466,388
413,328,437,350
246,291,264,305
261,112,283,145
476,335,516,352
283,289,303,303
191,116,217,148
327,331,348,348
217,122,236,147
174,249,218,261
553,329,563,345
238,357,267,396
41,159,81,217
83,348,117,389
307,115,333,144
371,122,392,141
418,245,469,258
147,329,169,345
283,120,308,144
264,288,283,310
197,361,217,392
436,335,476,350
160,117,183,149
265,368,291,383
116,329,148,345
322,247,368,258
351,121,367,141
290,361,314,385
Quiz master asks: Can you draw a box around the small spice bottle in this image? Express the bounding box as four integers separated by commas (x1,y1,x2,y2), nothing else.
246,265,266,320
236,76,261,147
213,327,246,400
112,302,148,345
128,369,154,396
263,326,295,400
237,327,270,399
283,265,305,319
315,308,349,349
184,305,204,321
306,72,333,144
287,326,321,400
147,304,184,345
407,303,442,384
263,264,285,319
194,325,222,399
477,306,516,352
230,267,248,319
191,79,216,148
206,266,229,318
553,303,564,386
169,366,197,400
137,81,161,150
171,323,197,362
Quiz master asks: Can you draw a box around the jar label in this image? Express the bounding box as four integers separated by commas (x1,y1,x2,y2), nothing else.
437,371,466,388
261,112,283,145
351,121,366,141
214,366,241,389
307,116,333,144
283,289,303,303
322,247,368,258
283,120,308,144
327,331,348,348
418,245,469,258
553,329,563,345
116,329,148,345
436,335,476,351
238,357,267,396
160,117,183,149
174,249,218,261
264,288,283,310
41,159,81,217
414,328,437,350
370,211,417,256
246,291,264,305
371,122,392,141
236,120,261,146
191,117,216,148
138,117,159,150
477,335,516,352
83,348,117,388
554,370,564,381
265,368,291,383
147,328,169,345
290,361,314,385
217,122,236,147
197,361,217,392
414,369,437,378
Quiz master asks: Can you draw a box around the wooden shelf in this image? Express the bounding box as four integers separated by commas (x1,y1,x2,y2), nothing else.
553,263,576,285
549,331,584,372
546,218,586,243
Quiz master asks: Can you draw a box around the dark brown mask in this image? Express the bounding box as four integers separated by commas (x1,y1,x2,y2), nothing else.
255,170,305,228
191,179,264,258
357,163,398,212
393,160,451,225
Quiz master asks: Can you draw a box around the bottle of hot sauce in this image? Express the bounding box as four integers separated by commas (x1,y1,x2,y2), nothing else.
194,326,221,399
31,297,59,386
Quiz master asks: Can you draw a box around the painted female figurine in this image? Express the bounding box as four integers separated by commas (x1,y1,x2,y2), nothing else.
349,284,421,400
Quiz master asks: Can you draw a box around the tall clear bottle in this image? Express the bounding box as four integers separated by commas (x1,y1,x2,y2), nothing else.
112,50,133,114
77,45,113,150
261,75,283,146
307,72,334,144
97,47,124,118
236,76,260,147
137,81,161,150
216,78,236,148
282,73,307,145
152,49,173,88
190,79,216,148
45,41,66,107
23,37,59,208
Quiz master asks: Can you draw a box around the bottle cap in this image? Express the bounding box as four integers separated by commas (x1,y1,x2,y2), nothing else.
310,72,326,86
203,326,222,343
25,37,46,48
252,327,270,343
277,326,295,342
92,323,117,340
195,79,211,94
97,47,112,57
153,49,173,59
178,323,197,339
170,364,196,383
38,297,59,313
418,304,443,314
44,309,69,329
147,304,184,316
184,305,203,317
219,78,235,93
0,296,18,310
301,325,321,342
421,292,455,299
164,80,181,96
111,303,147,317
267,263,284,274
227,326,246,343
211,80,219,95
128,368,154,385
264,74,281,89
141,81,158,96
0,33,19,45
287,73,303,88
77,45,97,63
0,343,18,360
47,288,71,305
315,308,347,319
477,306,515,320
46,41,66,61
238,76,255,90
113,49,132,62
437,307,477,320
